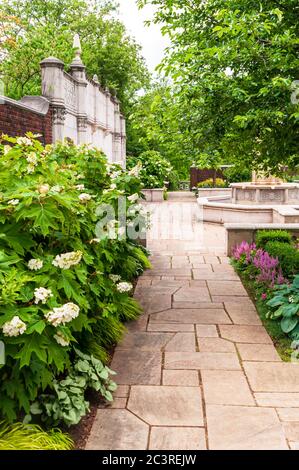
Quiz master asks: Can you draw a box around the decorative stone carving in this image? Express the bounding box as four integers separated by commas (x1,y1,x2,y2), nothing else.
64,80,76,108
52,106,66,124
260,190,283,202
77,116,88,130
236,190,255,202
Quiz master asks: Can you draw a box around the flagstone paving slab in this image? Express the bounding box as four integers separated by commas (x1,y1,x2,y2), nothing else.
237,343,281,362
277,408,299,422
207,281,248,296
151,309,232,324
118,332,173,351
255,393,299,408
111,350,161,385
164,352,241,370
283,423,299,442
164,333,196,352
149,427,206,450
173,287,211,303
198,337,235,353
244,362,299,392
147,322,194,332
85,409,149,450
224,303,262,326
206,405,288,450
172,301,222,309
162,370,199,386
196,324,219,338
128,386,203,426
219,325,272,344
212,295,255,304
193,271,239,281
202,370,255,406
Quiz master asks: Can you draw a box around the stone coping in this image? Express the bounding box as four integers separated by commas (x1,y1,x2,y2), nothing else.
231,182,299,189
225,223,299,230
0,94,50,116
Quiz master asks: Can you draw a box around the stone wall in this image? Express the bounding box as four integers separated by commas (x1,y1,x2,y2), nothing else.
0,36,126,165
0,96,52,145
40,39,126,165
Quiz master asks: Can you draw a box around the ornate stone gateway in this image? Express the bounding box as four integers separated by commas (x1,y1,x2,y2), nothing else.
40,35,126,165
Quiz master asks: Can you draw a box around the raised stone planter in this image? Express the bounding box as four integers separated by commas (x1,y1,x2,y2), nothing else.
225,223,299,256
142,189,165,202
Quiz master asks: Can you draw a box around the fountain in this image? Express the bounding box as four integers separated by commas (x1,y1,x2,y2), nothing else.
197,171,299,224
231,172,299,205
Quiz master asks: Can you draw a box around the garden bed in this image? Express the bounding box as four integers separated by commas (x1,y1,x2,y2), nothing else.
231,229,299,363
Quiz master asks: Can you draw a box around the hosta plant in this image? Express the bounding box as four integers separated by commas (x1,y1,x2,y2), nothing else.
266,275,299,339
0,134,150,423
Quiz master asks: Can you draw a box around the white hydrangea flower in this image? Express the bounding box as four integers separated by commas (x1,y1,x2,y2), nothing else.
109,274,121,283
90,238,101,244
26,153,37,165
116,282,133,293
45,303,80,327
110,183,117,190
76,174,85,180
28,258,43,271
2,316,27,337
54,331,70,347
110,171,121,179
51,185,63,193
128,163,142,177
52,251,82,269
38,184,50,195
128,193,139,203
16,137,32,146
75,184,85,191
34,287,53,304
3,145,11,155
27,165,35,174
79,193,92,203
8,199,19,206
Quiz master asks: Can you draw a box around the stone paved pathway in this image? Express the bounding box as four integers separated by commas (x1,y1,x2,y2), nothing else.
86,197,299,450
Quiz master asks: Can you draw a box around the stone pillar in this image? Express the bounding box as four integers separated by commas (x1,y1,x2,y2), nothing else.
69,34,88,144
40,57,66,142
120,114,126,166
112,97,121,162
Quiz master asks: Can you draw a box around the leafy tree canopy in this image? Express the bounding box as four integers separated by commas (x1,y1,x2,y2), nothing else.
0,0,150,112
138,0,299,173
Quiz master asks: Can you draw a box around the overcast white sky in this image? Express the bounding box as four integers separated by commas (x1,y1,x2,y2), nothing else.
117,0,169,72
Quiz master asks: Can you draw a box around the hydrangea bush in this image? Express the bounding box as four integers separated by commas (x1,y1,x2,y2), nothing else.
0,134,151,424
127,150,173,189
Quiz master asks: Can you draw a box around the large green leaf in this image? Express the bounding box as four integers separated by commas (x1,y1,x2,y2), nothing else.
281,316,299,334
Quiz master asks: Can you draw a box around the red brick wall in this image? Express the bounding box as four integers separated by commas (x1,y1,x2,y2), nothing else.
0,103,52,145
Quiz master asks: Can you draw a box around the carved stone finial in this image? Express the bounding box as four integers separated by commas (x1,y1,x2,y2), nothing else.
93,74,99,84
71,33,83,66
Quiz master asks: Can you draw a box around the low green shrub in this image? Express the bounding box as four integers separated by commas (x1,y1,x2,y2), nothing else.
197,178,226,188
223,165,251,184
264,241,299,278
256,230,293,249
0,421,73,450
